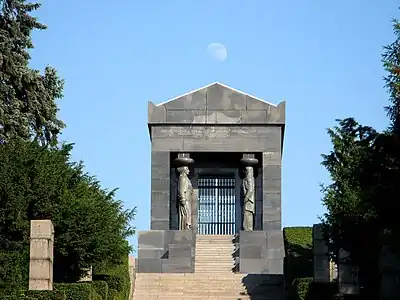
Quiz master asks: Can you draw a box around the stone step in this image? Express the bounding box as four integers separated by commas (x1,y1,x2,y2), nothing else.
133,271,286,300
195,261,234,264
196,247,233,250
195,260,234,263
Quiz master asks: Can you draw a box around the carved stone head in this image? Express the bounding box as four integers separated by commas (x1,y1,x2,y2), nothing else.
245,166,253,177
177,166,190,175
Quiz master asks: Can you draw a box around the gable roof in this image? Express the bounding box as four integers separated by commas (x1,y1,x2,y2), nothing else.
148,82,285,125
155,82,277,107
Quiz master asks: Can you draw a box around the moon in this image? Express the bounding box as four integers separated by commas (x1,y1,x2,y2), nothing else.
207,42,227,61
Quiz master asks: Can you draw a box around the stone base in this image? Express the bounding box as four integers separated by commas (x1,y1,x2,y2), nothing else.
137,230,195,273
238,230,284,274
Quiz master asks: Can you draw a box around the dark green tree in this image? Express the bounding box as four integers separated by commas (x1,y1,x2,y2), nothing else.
321,118,381,298
321,16,400,299
0,139,136,285
0,0,64,146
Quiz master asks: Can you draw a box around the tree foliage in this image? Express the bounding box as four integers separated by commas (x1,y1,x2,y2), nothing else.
0,0,65,146
0,139,136,282
321,16,400,299
321,118,382,297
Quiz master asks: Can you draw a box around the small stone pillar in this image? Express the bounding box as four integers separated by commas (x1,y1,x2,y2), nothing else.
338,248,359,295
312,224,330,282
29,220,54,290
128,255,136,300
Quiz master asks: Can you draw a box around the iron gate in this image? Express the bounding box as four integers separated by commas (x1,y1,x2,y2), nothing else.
197,175,236,235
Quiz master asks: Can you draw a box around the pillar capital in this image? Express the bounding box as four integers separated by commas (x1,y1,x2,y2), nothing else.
174,152,194,166
240,153,259,166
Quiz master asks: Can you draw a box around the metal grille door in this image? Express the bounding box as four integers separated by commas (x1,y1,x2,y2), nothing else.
197,176,236,235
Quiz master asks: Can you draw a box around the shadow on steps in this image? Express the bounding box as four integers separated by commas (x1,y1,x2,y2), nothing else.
240,274,285,300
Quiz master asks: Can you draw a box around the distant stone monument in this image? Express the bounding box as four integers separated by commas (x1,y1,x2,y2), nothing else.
137,82,286,274
29,220,54,290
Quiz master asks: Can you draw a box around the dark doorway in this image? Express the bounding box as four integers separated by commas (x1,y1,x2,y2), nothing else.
197,175,236,235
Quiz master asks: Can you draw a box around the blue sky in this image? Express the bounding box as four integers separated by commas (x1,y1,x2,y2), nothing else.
30,1,397,252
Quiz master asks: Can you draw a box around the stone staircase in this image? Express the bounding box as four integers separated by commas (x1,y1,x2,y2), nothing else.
133,235,285,299
195,234,235,273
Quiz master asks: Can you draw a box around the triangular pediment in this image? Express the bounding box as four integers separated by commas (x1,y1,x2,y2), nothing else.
148,82,285,125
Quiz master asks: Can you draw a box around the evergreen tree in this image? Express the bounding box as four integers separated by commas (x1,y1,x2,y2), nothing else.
383,18,400,134
0,139,136,285
0,0,64,146
321,16,400,299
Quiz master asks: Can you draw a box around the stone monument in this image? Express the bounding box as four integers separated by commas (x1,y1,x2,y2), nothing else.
29,220,54,290
137,82,286,274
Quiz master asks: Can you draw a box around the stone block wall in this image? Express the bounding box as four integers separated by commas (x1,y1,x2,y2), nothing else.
137,230,195,273
238,231,284,274
149,125,283,233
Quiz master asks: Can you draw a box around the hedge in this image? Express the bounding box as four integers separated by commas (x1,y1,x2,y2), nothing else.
0,297,36,300
0,251,29,295
24,291,66,300
54,283,92,300
292,277,313,300
92,257,130,300
0,290,65,300
106,289,118,300
91,281,108,300
292,278,338,300
283,226,340,300
283,227,314,300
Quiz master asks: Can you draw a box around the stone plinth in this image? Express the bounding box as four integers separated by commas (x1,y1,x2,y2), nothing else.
137,230,195,273
238,230,284,274
128,255,136,300
29,220,54,290
312,224,330,282
338,248,359,295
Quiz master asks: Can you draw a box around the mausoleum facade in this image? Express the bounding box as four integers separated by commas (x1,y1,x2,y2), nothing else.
137,82,286,274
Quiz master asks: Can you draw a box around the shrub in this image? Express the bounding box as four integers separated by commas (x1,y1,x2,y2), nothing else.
93,257,130,300
0,251,29,295
292,278,338,300
292,277,313,300
24,291,66,300
106,290,118,300
91,281,108,300
54,283,92,300
0,297,36,300
283,227,313,300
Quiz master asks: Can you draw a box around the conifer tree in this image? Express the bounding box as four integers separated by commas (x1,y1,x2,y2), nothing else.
0,0,64,146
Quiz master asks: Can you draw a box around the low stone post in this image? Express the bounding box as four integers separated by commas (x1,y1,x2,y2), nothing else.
338,248,359,295
29,220,54,290
312,224,330,283
128,255,136,300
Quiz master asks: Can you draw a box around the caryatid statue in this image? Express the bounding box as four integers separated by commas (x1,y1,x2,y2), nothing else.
242,166,255,231
177,166,193,230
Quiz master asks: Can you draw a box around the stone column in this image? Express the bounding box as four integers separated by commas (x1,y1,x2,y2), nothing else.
128,255,136,300
338,248,359,295
29,220,54,290
174,153,195,231
312,224,330,282
240,153,258,231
